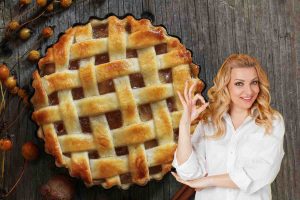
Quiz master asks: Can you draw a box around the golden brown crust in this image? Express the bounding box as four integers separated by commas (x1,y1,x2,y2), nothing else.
31,15,202,189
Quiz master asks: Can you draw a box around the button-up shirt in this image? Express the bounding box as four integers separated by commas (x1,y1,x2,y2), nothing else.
172,113,285,200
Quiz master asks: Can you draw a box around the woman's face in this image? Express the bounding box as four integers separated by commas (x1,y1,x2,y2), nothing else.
227,67,260,111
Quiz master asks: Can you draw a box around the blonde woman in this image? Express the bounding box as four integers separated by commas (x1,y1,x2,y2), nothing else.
172,54,285,200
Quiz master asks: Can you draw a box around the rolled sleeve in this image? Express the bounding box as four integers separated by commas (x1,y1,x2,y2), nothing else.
172,150,206,181
229,167,252,192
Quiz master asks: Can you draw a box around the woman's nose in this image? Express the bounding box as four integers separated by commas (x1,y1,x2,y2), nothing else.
244,85,253,96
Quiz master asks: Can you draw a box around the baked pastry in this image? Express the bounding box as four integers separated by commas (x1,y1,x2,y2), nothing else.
31,15,203,189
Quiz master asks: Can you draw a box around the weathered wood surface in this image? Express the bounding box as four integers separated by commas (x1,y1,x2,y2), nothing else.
0,0,299,199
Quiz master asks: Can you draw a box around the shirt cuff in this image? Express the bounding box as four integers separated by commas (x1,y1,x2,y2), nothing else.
172,150,206,180
229,167,252,192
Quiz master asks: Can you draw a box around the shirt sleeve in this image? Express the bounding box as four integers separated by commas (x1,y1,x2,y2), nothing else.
228,114,285,194
172,122,207,181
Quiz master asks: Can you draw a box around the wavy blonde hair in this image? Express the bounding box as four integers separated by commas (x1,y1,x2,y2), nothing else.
200,54,278,139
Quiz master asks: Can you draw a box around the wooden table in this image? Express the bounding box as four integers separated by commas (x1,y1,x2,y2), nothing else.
0,0,299,199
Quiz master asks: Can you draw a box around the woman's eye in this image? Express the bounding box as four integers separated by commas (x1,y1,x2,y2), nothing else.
235,82,243,86
252,81,259,85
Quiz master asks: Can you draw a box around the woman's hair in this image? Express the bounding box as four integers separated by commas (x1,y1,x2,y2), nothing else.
200,54,278,139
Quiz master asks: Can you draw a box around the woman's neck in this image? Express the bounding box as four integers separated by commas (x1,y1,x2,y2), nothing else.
229,106,250,121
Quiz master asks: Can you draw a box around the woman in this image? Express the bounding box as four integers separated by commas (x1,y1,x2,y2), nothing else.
172,54,285,200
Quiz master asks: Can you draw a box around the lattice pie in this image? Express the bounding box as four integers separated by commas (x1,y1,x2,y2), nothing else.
31,16,204,189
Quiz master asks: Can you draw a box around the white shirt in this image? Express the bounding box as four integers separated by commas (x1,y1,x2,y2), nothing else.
172,112,285,200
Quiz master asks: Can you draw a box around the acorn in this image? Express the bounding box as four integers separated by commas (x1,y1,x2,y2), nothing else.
36,0,47,7
0,64,10,80
19,27,31,40
4,76,17,89
27,50,40,62
22,141,39,161
7,20,20,31
60,0,72,8
42,26,53,39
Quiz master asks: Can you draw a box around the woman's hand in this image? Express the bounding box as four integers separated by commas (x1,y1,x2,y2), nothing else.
177,81,209,124
171,172,211,191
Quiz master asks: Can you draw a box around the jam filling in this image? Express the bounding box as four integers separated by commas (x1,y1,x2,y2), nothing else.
88,151,100,159
126,49,138,58
144,139,158,149
149,165,162,174
79,117,92,133
92,24,108,38
98,80,115,95
105,110,122,130
41,63,55,77
63,152,71,158
125,23,131,33
54,121,66,136
155,43,167,55
173,129,179,141
120,173,132,184
69,60,80,70
129,73,145,89
158,68,172,83
95,53,109,65
166,97,177,112
115,146,129,156
138,104,153,122
48,92,59,105
72,87,84,100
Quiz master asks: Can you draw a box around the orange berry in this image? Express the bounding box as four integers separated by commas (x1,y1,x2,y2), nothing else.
42,27,53,39
4,76,17,89
22,141,39,161
60,0,72,8
0,64,10,80
19,27,31,40
0,138,13,151
27,50,40,62
36,0,47,7
7,20,20,31
20,0,32,5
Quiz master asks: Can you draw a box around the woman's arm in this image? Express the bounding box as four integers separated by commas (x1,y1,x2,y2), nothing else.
172,172,238,190
176,81,209,165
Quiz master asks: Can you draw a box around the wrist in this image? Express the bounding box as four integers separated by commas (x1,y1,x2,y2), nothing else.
203,176,214,187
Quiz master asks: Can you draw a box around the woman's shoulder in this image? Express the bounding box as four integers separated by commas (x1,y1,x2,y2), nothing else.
270,111,285,139
272,111,284,126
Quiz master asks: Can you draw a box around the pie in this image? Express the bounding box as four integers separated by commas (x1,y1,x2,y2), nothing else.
30,15,204,189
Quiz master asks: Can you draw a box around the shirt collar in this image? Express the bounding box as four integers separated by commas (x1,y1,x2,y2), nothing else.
223,106,258,130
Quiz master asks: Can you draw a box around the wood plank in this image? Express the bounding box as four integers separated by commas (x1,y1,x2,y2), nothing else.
0,0,298,199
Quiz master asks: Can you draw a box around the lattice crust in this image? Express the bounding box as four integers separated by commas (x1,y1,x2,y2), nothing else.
31,15,204,189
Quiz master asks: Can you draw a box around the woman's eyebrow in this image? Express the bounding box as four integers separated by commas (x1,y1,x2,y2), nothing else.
234,77,258,82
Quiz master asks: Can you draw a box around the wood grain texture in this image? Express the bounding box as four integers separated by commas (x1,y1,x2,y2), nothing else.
0,0,298,199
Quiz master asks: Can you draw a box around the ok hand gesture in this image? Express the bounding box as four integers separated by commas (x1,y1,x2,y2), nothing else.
177,81,209,124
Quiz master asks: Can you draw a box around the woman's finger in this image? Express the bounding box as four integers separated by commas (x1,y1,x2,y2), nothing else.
192,94,206,105
195,102,209,115
177,91,187,107
188,82,197,101
184,81,189,103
